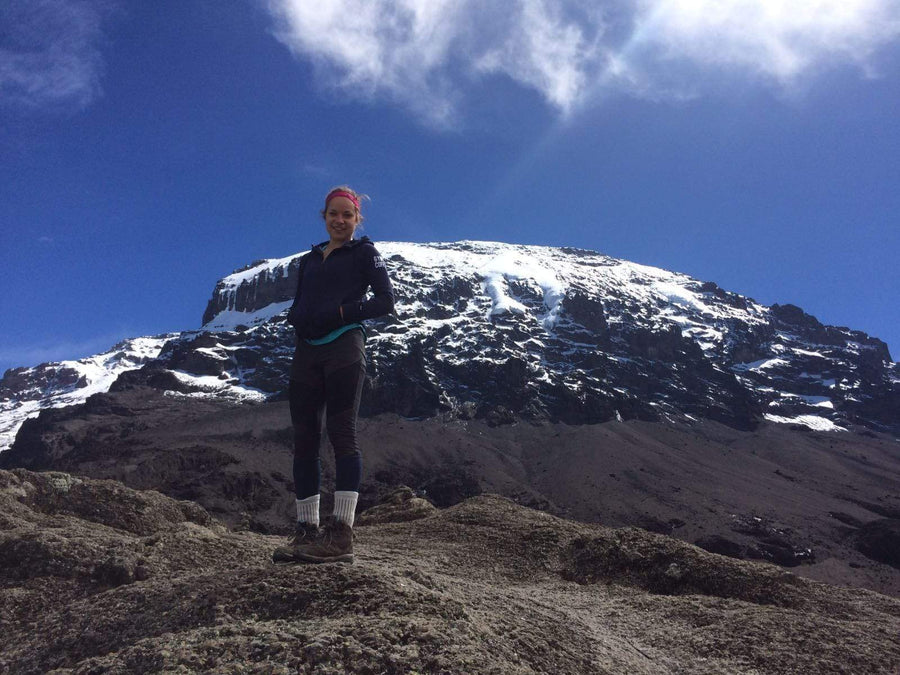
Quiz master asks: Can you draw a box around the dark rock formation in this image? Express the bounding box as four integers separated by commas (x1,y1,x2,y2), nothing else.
731,513,815,567
561,527,808,605
855,519,900,569
355,485,437,525
201,257,303,326
695,534,747,559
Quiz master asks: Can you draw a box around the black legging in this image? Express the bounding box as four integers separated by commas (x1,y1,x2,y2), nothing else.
288,329,366,499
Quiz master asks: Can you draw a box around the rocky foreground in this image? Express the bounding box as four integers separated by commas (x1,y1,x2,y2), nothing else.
1,470,899,674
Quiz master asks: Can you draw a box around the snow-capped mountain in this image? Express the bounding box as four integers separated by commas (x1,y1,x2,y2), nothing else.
0,337,172,450
2,240,898,450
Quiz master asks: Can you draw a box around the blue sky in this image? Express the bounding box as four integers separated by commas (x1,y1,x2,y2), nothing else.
1,0,899,376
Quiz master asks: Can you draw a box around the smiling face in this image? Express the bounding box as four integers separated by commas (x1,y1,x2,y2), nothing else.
324,196,360,246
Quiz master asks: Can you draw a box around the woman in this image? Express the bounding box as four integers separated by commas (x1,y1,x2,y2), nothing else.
273,186,394,565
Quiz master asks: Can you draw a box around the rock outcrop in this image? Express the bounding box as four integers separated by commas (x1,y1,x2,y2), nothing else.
201,256,303,326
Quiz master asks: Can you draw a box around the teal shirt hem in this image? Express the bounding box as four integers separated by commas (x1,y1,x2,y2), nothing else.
304,323,365,346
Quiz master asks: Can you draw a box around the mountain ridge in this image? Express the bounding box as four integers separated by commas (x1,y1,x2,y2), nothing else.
2,240,897,450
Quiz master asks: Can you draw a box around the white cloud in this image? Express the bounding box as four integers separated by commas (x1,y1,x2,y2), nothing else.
265,0,900,125
266,0,603,125
301,163,331,178
0,0,112,111
267,0,467,125
629,0,900,83
475,0,603,112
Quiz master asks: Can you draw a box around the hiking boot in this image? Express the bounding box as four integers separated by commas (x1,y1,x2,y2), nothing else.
292,516,354,564
271,521,319,564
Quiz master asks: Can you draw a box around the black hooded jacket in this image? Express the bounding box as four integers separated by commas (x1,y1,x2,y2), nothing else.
286,236,394,340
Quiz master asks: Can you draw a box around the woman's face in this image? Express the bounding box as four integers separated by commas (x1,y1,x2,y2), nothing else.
325,196,360,245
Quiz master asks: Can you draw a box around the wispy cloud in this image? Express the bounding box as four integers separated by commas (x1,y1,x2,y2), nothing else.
301,163,333,178
267,0,467,126
619,0,900,90
0,0,113,111
265,0,900,125
474,1,604,112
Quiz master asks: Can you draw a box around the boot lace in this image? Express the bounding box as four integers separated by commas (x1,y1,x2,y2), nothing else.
289,522,318,545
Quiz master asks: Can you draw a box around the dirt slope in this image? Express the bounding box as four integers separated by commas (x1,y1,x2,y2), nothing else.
1,469,898,674
5,388,900,598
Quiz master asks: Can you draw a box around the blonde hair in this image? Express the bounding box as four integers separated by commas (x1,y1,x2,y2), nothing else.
321,185,369,223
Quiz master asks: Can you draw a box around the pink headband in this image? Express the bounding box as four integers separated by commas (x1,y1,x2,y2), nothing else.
325,189,360,211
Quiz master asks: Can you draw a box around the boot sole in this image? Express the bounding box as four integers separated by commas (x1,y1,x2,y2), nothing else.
271,549,307,565
271,552,354,565
295,552,354,564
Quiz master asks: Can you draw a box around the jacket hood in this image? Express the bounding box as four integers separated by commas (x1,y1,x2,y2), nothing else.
310,235,373,253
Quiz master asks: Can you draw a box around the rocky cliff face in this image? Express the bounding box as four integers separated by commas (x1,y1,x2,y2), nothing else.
2,240,898,450
200,254,303,327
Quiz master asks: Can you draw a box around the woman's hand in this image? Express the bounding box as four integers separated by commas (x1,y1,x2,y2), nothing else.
309,308,344,337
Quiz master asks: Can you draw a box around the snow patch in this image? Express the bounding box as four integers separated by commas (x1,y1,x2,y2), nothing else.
204,300,292,331
219,254,298,289
477,252,565,329
801,396,833,408
0,400,41,452
764,413,846,432
169,371,268,402
652,281,707,313
742,358,790,371
194,347,229,360
792,348,826,358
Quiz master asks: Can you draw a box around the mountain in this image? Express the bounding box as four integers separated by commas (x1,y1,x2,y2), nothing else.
2,241,899,599
0,336,175,449
2,469,899,674
3,241,898,449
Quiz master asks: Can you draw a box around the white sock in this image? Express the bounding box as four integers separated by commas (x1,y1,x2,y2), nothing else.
296,494,320,527
333,490,359,527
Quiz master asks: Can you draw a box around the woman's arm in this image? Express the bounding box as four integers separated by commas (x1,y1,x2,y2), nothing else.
285,253,310,329
340,245,394,322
